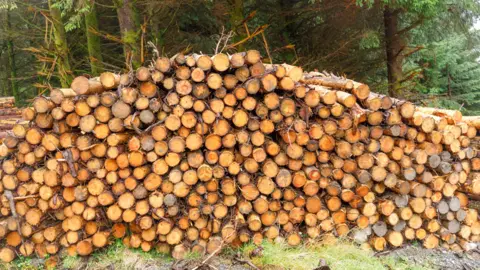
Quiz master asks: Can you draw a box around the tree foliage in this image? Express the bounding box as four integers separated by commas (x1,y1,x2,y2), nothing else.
52,0,92,32
412,33,480,115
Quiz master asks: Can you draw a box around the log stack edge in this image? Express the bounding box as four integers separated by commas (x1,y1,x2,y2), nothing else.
0,50,480,262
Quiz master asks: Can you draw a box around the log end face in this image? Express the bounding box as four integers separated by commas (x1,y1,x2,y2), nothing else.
71,76,90,95
354,84,370,100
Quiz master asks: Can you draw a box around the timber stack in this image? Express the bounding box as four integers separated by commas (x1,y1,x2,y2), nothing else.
0,97,24,140
0,50,480,263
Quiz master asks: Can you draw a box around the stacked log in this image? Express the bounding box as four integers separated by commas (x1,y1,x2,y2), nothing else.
0,97,16,109
1,51,480,263
0,97,24,140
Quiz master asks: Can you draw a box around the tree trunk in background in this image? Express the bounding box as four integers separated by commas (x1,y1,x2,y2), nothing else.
2,9,15,98
115,0,141,69
229,0,245,51
6,9,17,101
85,0,104,75
146,2,161,52
0,43,9,97
383,6,404,98
48,0,73,88
279,0,297,63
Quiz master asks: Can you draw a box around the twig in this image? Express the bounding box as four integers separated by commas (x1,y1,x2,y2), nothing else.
261,32,273,64
192,245,223,270
4,191,17,218
130,112,143,135
87,26,124,44
148,41,160,59
208,264,218,270
126,52,134,73
144,118,166,133
13,195,39,201
62,148,77,177
4,190,26,246
233,255,259,270
227,24,268,49
374,249,392,257
219,31,234,54
78,144,100,151
191,222,238,270
140,16,148,64
244,22,251,36
215,26,225,55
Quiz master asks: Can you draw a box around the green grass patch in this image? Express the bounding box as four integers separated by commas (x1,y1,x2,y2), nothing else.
0,240,173,270
82,239,172,270
1,239,433,270
183,251,203,260
61,255,81,269
0,255,41,270
240,239,429,270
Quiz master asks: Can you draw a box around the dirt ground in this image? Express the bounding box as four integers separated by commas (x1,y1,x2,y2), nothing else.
64,246,480,270
182,247,480,270
115,247,480,270
375,245,480,270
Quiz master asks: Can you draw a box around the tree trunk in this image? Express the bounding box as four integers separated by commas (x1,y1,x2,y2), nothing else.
383,6,404,98
278,0,297,62
0,49,7,97
5,9,17,102
0,26,7,96
229,0,245,51
146,2,162,53
48,0,73,88
114,0,141,68
85,0,104,75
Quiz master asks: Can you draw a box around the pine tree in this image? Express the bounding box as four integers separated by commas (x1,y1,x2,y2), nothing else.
414,33,480,115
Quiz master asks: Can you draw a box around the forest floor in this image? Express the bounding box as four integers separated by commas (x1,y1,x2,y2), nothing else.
2,237,480,270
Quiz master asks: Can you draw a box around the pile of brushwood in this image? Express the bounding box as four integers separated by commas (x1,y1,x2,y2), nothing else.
0,50,480,263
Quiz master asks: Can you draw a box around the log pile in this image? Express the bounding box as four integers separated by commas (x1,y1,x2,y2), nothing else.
0,97,23,140
0,97,17,109
1,50,480,263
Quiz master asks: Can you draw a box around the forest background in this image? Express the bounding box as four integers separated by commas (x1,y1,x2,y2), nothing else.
1,0,480,115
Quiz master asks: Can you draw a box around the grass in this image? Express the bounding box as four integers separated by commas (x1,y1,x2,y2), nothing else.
1,238,434,270
183,251,203,260
61,255,81,269
239,238,430,270
0,255,44,270
0,240,173,270
0,256,35,270
80,239,173,270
